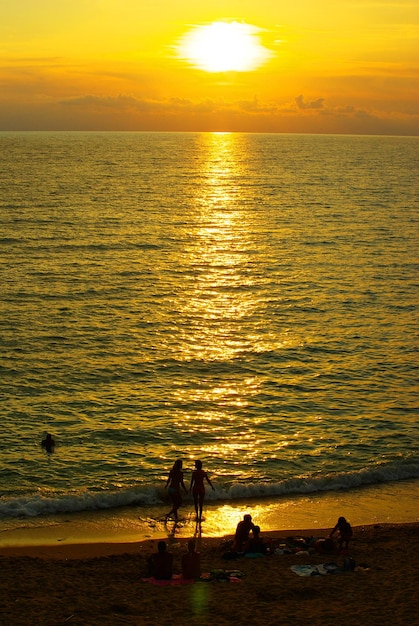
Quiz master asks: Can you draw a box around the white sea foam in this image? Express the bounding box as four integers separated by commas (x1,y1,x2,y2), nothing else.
0,459,417,520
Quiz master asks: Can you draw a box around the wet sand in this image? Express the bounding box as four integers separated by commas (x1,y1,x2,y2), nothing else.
1,478,417,550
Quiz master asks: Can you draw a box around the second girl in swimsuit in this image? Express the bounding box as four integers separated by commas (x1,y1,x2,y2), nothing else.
189,459,215,522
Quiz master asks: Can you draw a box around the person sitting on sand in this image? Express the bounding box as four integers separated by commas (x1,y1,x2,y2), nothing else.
147,540,173,580
181,539,201,579
41,433,55,453
330,516,353,551
189,459,215,522
244,525,267,555
232,514,255,552
165,459,188,521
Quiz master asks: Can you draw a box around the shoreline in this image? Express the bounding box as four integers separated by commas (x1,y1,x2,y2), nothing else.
1,478,417,553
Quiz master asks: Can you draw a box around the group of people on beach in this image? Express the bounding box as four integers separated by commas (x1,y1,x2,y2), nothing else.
231,514,267,554
224,513,353,558
147,513,354,580
147,514,259,581
41,438,353,557
147,538,201,580
165,459,214,522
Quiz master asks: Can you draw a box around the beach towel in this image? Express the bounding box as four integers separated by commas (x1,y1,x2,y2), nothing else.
141,574,195,586
290,563,341,577
201,569,243,583
244,552,265,558
142,570,243,585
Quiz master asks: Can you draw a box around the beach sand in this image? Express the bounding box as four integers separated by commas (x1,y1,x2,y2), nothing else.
1,522,418,626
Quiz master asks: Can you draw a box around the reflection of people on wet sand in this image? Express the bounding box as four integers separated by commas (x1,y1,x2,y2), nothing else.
147,540,173,580
41,433,55,453
330,516,353,551
181,539,201,579
232,514,255,552
165,459,187,521
189,459,214,522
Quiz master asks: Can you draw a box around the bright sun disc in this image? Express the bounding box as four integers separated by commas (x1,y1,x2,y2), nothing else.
178,21,271,73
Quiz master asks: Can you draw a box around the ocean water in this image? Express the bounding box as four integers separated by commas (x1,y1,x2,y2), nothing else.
0,132,418,533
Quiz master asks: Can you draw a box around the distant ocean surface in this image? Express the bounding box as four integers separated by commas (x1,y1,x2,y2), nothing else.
0,132,418,528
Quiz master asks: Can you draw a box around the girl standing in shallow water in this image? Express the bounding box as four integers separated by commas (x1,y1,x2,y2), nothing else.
190,460,215,522
165,459,187,521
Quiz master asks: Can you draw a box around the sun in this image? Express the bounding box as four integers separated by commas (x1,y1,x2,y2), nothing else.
177,21,272,73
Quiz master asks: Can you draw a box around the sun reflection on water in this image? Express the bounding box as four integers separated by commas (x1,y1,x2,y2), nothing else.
169,133,279,460
178,132,261,362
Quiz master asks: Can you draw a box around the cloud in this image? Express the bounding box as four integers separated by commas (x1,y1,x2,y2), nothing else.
60,93,278,115
59,91,418,122
295,95,325,110
60,93,221,114
60,93,286,117
61,94,150,109
6,91,408,135
237,96,278,114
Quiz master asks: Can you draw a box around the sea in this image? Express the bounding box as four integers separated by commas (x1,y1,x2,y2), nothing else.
0,131,418,544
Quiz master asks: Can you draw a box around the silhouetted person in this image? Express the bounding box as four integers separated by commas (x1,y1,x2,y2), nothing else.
190,460,214,522
330,516,353,551
244,525,267,555
147,540,173,580
181,539,201,579
165,459,187,521
232,514,255,552
41,433,55,453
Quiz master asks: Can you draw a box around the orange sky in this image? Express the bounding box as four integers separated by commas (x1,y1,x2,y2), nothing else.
0,0,418,134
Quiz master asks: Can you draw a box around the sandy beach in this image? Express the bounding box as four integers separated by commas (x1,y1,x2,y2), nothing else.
1,521,418,626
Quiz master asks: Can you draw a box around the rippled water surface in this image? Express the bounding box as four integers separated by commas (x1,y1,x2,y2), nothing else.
0,132,417,520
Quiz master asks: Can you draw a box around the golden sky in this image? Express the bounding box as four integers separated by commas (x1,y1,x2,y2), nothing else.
0,0,418,133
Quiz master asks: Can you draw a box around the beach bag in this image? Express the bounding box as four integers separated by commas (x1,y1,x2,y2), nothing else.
343,557,356,571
